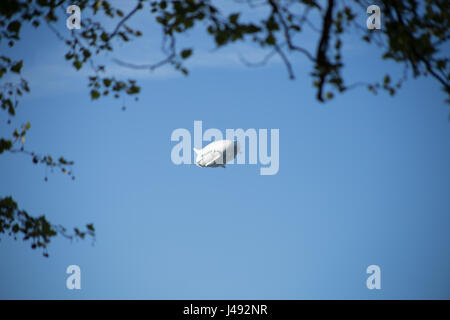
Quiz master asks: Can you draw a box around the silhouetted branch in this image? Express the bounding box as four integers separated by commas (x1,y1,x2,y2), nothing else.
110,1,143,40
315,0,334,102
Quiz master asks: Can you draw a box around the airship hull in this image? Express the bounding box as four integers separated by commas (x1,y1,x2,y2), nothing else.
194,140,240,168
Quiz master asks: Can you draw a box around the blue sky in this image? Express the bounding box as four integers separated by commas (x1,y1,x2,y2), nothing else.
1,1,449,299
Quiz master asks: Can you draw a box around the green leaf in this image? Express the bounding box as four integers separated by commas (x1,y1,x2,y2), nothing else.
6,100,15,116
101,32,109,42
10,60,23,73
0,67,6,79
12,224,19,233
73,60,83,70
229,13,240,24
265,34,275,45
126,85,140,95
103,78,112,87
0,138,13,154
82,49,91,59
90,89,100,100
180,49,192,59
0,56,11,63
7,20,21,34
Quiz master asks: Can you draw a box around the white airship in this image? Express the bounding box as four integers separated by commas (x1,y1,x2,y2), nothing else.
194,140,240,168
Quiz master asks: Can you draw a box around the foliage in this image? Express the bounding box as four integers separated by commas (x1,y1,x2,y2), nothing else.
0,0,448,256
0,196,95,257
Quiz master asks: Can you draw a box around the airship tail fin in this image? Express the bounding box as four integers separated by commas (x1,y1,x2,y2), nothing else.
193,148,201,155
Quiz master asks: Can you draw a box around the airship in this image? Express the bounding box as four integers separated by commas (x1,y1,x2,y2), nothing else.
194,140,240,168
